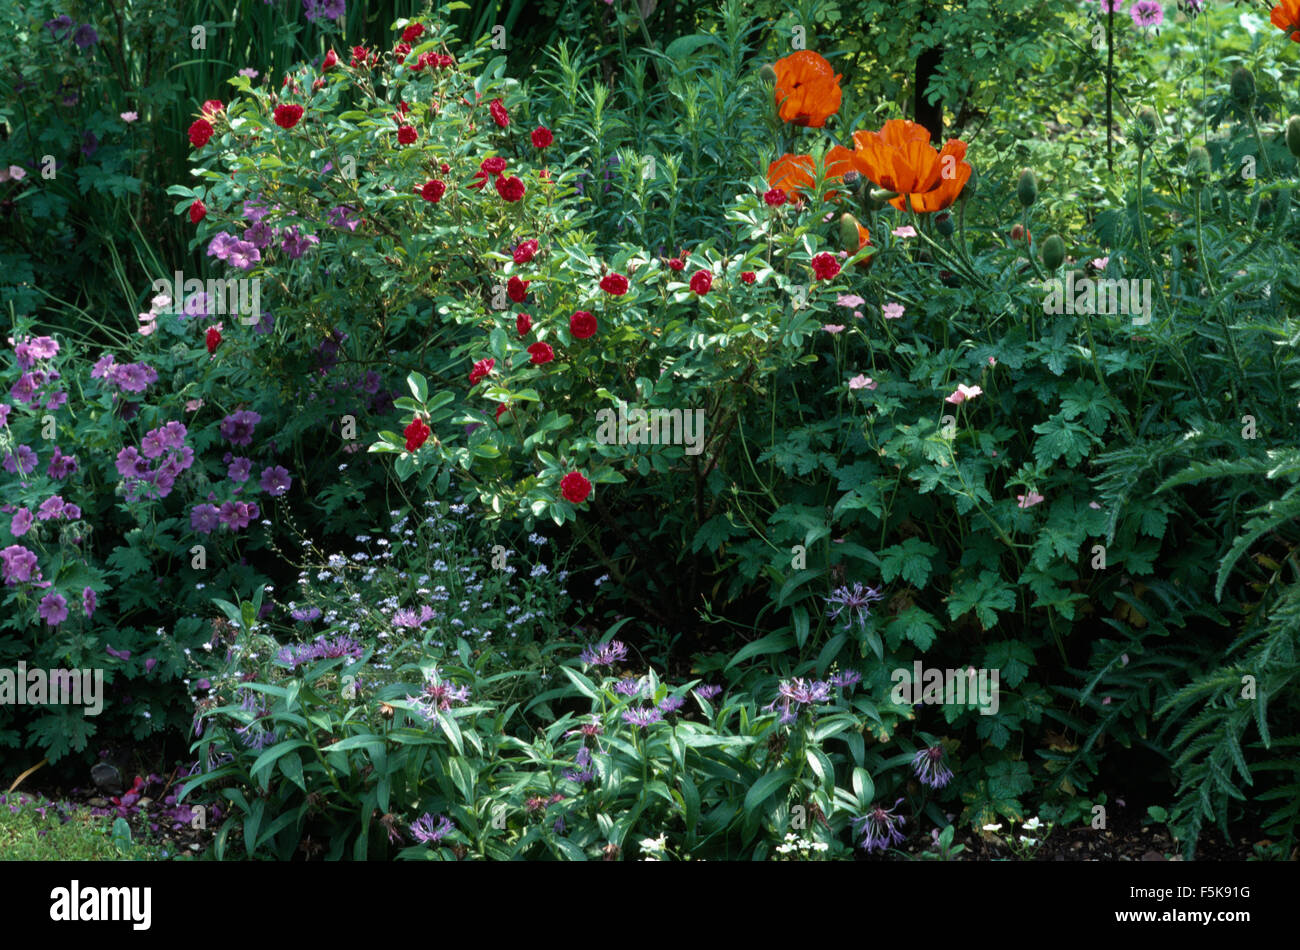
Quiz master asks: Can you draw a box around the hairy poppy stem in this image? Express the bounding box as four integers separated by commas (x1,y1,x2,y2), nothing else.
1106,6,1113,174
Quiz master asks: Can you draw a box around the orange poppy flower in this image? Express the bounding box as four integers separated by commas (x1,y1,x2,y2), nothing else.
1272,0,1300,41
772,51,842,128
842,119,972,213
766,151,855,200
853,222,873,269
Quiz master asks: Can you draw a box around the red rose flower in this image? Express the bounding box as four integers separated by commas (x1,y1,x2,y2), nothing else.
489,98,509,128
516,312,532,337
205,326,222,354
402,23,425,43
323,48,338,70
763,187,787,206
569,310,597,339
689,269,713,295
470,170,491,190
350,45,368,67
560,471,592,505
404,416,430,451
667,257,685,272
420,180,446,202
527,341,554,365
468,357,495,386
496,175,525,202
599,273,629,296
480,156,507,175
531,126,553,148
397,124,418,145
741,271,757,284
274,104,304,129
189,200,207,224
507,276,530,302
513,239,539,264
440,162,451,173
438,54,455,68
394,42,412,58
811,251,841,281
312,78,325,91
188,119,213,147
201,99,224,117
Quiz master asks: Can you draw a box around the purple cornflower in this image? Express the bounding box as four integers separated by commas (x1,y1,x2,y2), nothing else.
613,677,645,698
564,745,595,783
765,677,833,724
407,667,471,718
658,694,685,714
259,465,291,496
696,684,722,701
190,503,221,534
290,606,322,622
220,409,261,446
621,706,662,728
315,634,364,659
829,669,862,691
410,813,454,845
38,592,67,626
579,640,628,667
911,745,953,790
1129,0,1163,27
46,447,77,479
10,508,33,537
825,582,884,630
851,799,907,853
227,457,252,482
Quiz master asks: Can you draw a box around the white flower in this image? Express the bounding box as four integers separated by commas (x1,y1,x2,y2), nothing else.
639,834,667,853
775,844,796,854
1022,817,1043,831
1018,835,1038,846
982,823,1003,832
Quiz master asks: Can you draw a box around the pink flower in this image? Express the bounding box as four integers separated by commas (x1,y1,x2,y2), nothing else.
837,294,865,309
121,111,138,123
1089,501,1102,510
945,383,982,404
987,356,997,366
882,302,905,320
822,324,845,334
892,225,917,238
185,399,204,412
1090,256,1110,270
848,375,876,391
1016,491,1046,509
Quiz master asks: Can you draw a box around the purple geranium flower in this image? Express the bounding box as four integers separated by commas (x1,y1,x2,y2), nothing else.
46,447,77,479
259,465,291,496
1129,1,1163,28
72,24,99,48
219,409,261,446
0,544,40,584
227,457,252,482
83,587,97,618
225,240,261,271
3,444,37,475
190,504,221,534
280,225,319,260
39,592,68,627
10,508,33,537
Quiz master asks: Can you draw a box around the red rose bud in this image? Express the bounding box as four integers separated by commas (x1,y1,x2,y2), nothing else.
490,98,509,128
273,104,304,129
599,273,629,296
516,312,532,336
205,326,221,354
188,119,213,147
323,48,338,70
741,271,757,284
560,471,592,505
404,416,430,451
569,310,597,339
189,199,207,224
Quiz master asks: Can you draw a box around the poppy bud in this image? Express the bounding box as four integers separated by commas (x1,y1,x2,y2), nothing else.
759,64,777,85
1230,67,1255,110
869,188,899,203
839,213,861,252
1186,146,1211,185
1017,168,1038,207
1041,234,1065,271
935,212,955,237
1286,116,1300,158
